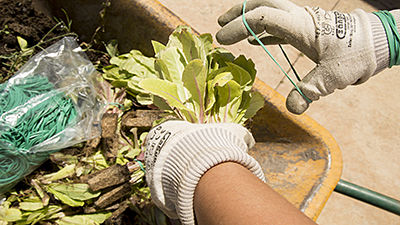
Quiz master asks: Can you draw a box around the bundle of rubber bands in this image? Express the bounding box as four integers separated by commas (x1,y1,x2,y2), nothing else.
0,37,104,193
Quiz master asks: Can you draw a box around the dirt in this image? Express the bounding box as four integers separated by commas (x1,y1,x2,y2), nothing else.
0,0,110,82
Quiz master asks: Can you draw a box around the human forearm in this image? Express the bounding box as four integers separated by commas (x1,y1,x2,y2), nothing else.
194,162,317,225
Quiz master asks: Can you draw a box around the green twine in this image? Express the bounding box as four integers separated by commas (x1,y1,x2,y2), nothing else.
373,10,400,68
134,159,145,173
241,0,312,103
0,75,77,193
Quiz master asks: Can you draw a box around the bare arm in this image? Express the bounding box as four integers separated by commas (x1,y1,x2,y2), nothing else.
194,162,318,225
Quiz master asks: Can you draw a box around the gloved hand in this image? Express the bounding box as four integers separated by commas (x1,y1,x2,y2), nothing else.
144,120,266,225
216,0,400,114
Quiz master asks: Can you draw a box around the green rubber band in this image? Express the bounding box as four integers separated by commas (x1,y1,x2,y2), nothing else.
373,10,400,67
134,159,146,173
0,75,78,193
242,0,312,103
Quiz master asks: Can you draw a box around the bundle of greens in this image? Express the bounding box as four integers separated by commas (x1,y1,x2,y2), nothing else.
103,26,264,124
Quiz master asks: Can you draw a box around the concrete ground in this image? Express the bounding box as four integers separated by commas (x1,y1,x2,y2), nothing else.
158,0,400,224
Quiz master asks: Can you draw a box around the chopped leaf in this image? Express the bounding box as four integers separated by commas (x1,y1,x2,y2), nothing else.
56,212,111,225
46,187,84,207
0,203,22,222
19,197,44,211
41,164,76,182
48,183,100,201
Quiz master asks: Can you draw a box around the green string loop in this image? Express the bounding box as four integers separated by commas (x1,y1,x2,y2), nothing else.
242,0,312,103
0,75,77,193
373,10,400,68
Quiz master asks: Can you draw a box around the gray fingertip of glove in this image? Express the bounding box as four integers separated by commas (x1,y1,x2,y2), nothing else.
286,89,310,115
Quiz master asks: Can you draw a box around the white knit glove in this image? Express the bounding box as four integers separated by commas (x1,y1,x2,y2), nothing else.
144,121,266,225
216,0,400,114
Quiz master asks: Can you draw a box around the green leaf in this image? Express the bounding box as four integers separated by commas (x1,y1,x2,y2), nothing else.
243,91,265,120
105,40,119,57
19,198,43,211
17,36,28,51
42,164,75,182
157,47,186,82
152,40,166,55
0,204,22,222
46,187,84,207
226,62,252,89
182,59,207,122
140,78,197,122
199,33,213,57
232,55,257,85
205,71,233,113
48,183,100,201
215,80,242,123
56,212,112,225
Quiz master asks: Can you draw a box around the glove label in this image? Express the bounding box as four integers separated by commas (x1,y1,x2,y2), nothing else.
312,7,356,48
334,11,346,39
144,125,172,175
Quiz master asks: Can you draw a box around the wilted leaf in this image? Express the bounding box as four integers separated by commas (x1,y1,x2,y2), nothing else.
46,187,84,207
48,183,100,201
42,164,76,182
0,203,22,222
56,212,111,225
19,197,43,211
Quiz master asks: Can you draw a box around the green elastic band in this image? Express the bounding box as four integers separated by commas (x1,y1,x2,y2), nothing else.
0,75,77,193
107,102,125,111
242,0,312,103
134,159,145,173
373,10,400,67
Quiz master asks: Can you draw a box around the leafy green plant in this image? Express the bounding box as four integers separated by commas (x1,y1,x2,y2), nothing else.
103,26,264,124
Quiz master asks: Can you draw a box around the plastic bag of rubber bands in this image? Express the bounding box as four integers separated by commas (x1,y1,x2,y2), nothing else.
0,37,104,194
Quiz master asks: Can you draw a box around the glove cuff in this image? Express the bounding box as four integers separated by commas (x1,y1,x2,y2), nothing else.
155,125,266,225
368,13,390,73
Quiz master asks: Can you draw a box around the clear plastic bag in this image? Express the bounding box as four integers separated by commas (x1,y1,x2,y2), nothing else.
0,37,104,193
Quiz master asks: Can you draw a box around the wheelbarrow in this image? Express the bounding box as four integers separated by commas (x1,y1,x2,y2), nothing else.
39,0,399,220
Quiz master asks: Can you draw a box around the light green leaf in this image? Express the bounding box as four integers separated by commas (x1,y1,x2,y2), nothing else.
19,198,43,211
46,187,84,207
140,78,196,122
0,204,22,222
152,40,166,55
47,183,100,201
140,79,184,110
226,62,252,89
232,55,256,85
82,151,109,170
243,91,265,120
42,164,75,182
205,71,233,112
182,59,207,122
17,36,28,51
199,33,213,57
215,80,242,123
157,47,186,82
56,212,112,225
136,93,153,105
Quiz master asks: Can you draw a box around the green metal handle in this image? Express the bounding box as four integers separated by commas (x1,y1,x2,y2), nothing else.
335,179,400,215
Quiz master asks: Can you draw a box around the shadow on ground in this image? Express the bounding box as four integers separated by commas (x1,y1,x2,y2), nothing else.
362,0,400,10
